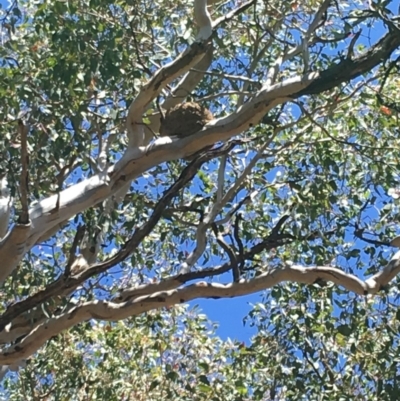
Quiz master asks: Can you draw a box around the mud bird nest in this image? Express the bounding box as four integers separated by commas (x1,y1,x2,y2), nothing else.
160,102,213,137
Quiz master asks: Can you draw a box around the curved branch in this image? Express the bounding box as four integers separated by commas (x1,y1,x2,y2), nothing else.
0,177,12,239
132,0,254,145
0,143,241,332
0,224,30,284
298,29,400,95
0,28,398,286
144,44,214,144
2,250,400,365
126,39,212,147
126,0,214,148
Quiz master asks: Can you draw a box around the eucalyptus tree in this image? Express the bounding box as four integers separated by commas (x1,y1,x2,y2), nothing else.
0,0,400,395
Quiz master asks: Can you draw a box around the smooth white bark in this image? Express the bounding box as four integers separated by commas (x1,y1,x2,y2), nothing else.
0,178,12,240
1,251,399,365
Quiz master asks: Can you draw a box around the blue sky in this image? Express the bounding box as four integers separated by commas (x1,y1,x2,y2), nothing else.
196,294,258,341
0,0,396,347
0,0,259,344
189,4,395,343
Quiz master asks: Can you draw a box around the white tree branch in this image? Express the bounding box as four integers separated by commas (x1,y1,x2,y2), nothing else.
2,250,400,365
144,45,214,144
125,40,211,147
0,177,12,240
194,0,212,40
0,225,31,284
126,0,214,148
0,26,397,283
0,71,350,282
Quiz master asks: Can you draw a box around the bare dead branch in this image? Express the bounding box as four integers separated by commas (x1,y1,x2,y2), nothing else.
195,69,261,85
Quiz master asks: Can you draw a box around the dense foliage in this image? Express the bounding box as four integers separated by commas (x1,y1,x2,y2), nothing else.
0,0,400,399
